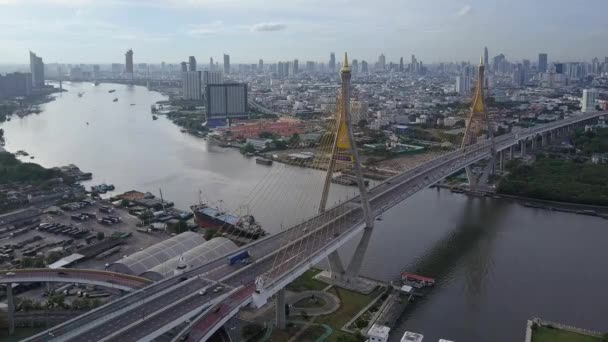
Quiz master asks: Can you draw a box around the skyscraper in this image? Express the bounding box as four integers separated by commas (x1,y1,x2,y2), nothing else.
0,72,32,98
538,53,548,73
484,47,489,71
258,59,264,72
329,52,336,72
352,59,359,74
410,55,418,74
182,71,202,101
223,54,230,74
378,54,386,71
581,89,598,112
29,51,44,88
189,56,197,72
125,49,134,74
361,60,368,73
399,57,404,72
180,62,188,73
210,57,214,71
293,59,299,74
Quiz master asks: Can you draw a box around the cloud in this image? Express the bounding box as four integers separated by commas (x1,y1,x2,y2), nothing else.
250,22,286,32
185,21,225,35
456,4,472,16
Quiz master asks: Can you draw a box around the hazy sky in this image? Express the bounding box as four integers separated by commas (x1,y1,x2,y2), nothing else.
1,0,607,64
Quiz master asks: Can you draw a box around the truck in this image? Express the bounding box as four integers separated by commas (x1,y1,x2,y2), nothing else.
227,250,250,265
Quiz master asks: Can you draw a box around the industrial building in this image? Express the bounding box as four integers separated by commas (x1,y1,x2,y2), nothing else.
108,231,204,275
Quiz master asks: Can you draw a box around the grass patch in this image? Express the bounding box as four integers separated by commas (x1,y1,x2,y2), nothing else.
532,326,602,342
270,323,303,342
299,325,328,341
294,296,327,309
286,269,326,292
315,287,383,342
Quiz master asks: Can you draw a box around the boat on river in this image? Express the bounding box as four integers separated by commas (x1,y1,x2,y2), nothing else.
191,203,266,239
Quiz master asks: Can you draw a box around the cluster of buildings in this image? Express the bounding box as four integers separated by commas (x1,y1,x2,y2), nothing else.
0,51,45,99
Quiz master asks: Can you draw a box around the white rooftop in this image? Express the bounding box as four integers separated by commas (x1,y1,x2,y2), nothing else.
401,331,424,342
48,253,85,269
367,324,390,339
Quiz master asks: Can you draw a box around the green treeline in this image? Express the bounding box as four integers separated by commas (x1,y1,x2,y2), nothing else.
498,158,608,206
0,152,63,184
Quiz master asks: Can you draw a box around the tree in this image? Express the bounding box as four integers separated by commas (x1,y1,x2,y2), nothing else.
120,199,130,207
46,251,63,264
0,128,4,144
205,229,219,240
288,133,301,147
96,232,105,240
21,256,45,268
240,143,256,155
258,131,275,139
357,119,368,129
241,323,264,339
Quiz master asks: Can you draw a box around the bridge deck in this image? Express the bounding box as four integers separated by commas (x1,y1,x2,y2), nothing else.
24,112,605,342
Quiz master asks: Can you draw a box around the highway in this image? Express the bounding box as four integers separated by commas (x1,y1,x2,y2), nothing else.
24,111,605,342
0,268,151,291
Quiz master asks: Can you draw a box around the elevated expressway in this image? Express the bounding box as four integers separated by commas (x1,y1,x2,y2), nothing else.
0,268,151,291
25,112,605,342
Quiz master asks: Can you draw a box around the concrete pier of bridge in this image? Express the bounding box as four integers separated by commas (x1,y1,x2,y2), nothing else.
7,283,15,335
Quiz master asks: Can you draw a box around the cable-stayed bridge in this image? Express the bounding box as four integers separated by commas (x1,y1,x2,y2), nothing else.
13,55,606,342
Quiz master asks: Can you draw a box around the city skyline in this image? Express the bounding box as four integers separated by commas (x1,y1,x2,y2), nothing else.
1,0,607,64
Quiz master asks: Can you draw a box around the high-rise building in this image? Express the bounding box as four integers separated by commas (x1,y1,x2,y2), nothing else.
92,65,100,78
456,65,472,95
258,59,264,72
329,52,336,72
210,57,214,71
361,60,368,73
378,54,386,71
512,64,525,88
538,53,548,73
206,83,248,127
293,59,299,74
352,59,359,73
125,49,134,74
189,56,197,72
0,72,32,98
306,61,315,72
581,89,598,112
29,51,44,88
203,71,223,85
484,47,489,72
410,55,418,74
399,57,404,72
180,62,188,73
223,54,230,74
182,71,202,101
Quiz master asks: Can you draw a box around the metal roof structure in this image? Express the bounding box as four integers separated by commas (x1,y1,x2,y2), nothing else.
108,231,205,275
141,237,238,281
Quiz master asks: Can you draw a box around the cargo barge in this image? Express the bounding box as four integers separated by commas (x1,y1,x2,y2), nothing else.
191,204,266,239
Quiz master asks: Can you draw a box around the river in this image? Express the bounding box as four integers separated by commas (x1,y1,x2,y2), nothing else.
1,82,607,342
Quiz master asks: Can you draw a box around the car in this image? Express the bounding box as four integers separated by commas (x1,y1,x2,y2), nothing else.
179,276,188,282
212,306,221,313
6,272,15,276
198,290,207,296
213,286,223,293
58,271,67,276
333,232,339,237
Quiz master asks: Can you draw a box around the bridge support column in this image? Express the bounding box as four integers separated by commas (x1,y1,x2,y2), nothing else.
520,140,526,158
498,150,504,171
509,146,514,160
346,226,374,279
465,166,476,189
327,251,346,280
7,283,14,335
541,134,547,147
275,288,286,330
531,137,537,150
